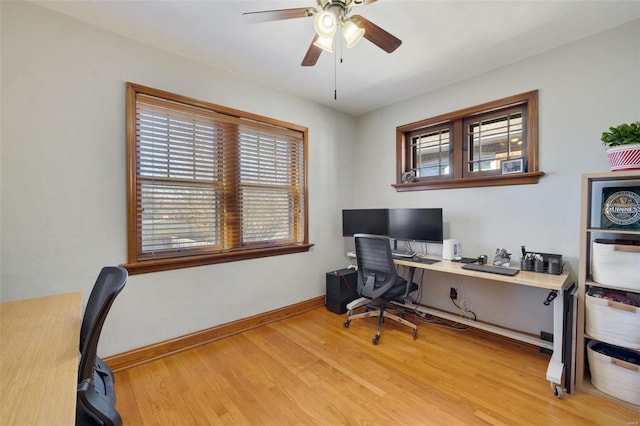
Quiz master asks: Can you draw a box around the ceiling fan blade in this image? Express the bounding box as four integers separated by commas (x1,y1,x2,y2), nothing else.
351,14,402,53
302,35,323,66
355,0,379,5
243,7,315,24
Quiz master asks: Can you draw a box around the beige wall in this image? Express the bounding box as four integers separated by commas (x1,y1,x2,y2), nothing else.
355,19,640,333
2,0,638,353
0,1,357,356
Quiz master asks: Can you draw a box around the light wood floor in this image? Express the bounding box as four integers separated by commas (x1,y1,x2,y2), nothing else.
115,307,639,425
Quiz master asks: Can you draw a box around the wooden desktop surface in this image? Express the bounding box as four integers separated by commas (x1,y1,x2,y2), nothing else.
394,257,571,291
1,292,82,425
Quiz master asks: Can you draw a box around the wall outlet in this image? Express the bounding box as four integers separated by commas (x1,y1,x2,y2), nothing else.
450,287,458,300
540,331,553,342
540,331,553,355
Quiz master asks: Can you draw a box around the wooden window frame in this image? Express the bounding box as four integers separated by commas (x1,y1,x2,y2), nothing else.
123,83,312,275
394,90,543,191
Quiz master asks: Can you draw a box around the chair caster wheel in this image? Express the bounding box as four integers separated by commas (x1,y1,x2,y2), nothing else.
413,329,418,340
343,320,350,328
372,335,380,345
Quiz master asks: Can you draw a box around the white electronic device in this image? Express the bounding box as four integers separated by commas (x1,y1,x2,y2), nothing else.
443,239,459,260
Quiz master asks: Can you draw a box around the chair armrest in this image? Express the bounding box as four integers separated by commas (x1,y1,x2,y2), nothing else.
400,267,418,299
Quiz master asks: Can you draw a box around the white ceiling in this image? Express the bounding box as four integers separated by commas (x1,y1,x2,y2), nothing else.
30,0,640,116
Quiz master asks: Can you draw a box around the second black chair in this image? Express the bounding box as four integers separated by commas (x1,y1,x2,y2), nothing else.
343,234,418,344
77,266,127,426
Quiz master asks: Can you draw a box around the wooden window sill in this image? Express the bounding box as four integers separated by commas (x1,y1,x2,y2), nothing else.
392,172,545,192
122,243,314,275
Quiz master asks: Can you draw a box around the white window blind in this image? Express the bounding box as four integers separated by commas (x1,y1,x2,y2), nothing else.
129,88,307,267
239,129,304,245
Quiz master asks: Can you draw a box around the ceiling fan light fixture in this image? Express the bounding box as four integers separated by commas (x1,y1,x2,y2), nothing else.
313,35,334,53
342,20,365,48
314,10,337,38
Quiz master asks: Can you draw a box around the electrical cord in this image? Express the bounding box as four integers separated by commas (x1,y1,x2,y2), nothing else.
451,297,477,321
412,309,472,331
451,279,477,321
407,241,430,257
395,263,474,331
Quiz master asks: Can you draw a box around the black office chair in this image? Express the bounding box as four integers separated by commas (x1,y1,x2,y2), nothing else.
77,266,127,426
343,234,418,344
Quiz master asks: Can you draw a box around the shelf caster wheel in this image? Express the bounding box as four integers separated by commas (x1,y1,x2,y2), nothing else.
552,384,563,399
343,320,350,328
372,335,380,345
413,329,418,340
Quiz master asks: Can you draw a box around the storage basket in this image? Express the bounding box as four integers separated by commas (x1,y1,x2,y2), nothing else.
587,340,640,406
585,288,639,350
591,239,640,291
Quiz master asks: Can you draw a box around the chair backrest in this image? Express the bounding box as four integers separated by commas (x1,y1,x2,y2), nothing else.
78,266,127,383
354,234,399,299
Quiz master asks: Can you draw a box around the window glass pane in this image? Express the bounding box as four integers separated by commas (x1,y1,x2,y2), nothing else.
412,129,450,177
138,107,218,181
239,129,303,244
240,133,293,186
137,101,223,257
140,182,220,254
242,189,295,243
467,112,523,172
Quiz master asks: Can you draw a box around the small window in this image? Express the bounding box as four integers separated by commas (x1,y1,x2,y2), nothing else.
395,91,542,191
123,83,312,274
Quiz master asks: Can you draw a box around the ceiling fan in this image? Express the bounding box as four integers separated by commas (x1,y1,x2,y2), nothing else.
243,0,402,66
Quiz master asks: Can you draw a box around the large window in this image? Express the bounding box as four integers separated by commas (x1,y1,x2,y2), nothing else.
124,83,311,274
395,91,542,191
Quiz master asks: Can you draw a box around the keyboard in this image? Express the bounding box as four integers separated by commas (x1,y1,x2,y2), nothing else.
411,258,440,265
461,263,520,276
452,257,477,264
392,251,416,259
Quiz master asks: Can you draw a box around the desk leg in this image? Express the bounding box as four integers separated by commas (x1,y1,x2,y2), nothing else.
545,289,564,398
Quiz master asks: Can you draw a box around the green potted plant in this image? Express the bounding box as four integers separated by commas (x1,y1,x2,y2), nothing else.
601,122,640,171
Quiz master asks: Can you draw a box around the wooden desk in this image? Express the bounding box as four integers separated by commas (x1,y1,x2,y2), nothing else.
395,257,569,291
393,257,574,397
1,292,82,425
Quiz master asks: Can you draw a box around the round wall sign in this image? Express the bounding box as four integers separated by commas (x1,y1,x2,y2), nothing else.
603,190,640,226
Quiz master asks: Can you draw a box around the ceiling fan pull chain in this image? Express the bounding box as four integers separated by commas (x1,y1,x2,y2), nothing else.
334,68,337,100
334,36,338,100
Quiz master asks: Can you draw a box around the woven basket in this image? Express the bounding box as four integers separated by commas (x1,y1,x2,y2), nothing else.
585,289,639,350
587,340,640,406
591,240,640,291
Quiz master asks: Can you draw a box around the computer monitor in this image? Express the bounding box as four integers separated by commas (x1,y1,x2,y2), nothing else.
342,209,389,237
388,208,443,243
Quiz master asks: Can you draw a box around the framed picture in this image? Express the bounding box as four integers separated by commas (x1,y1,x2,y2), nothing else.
601,186,640,230
501,157,524,175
